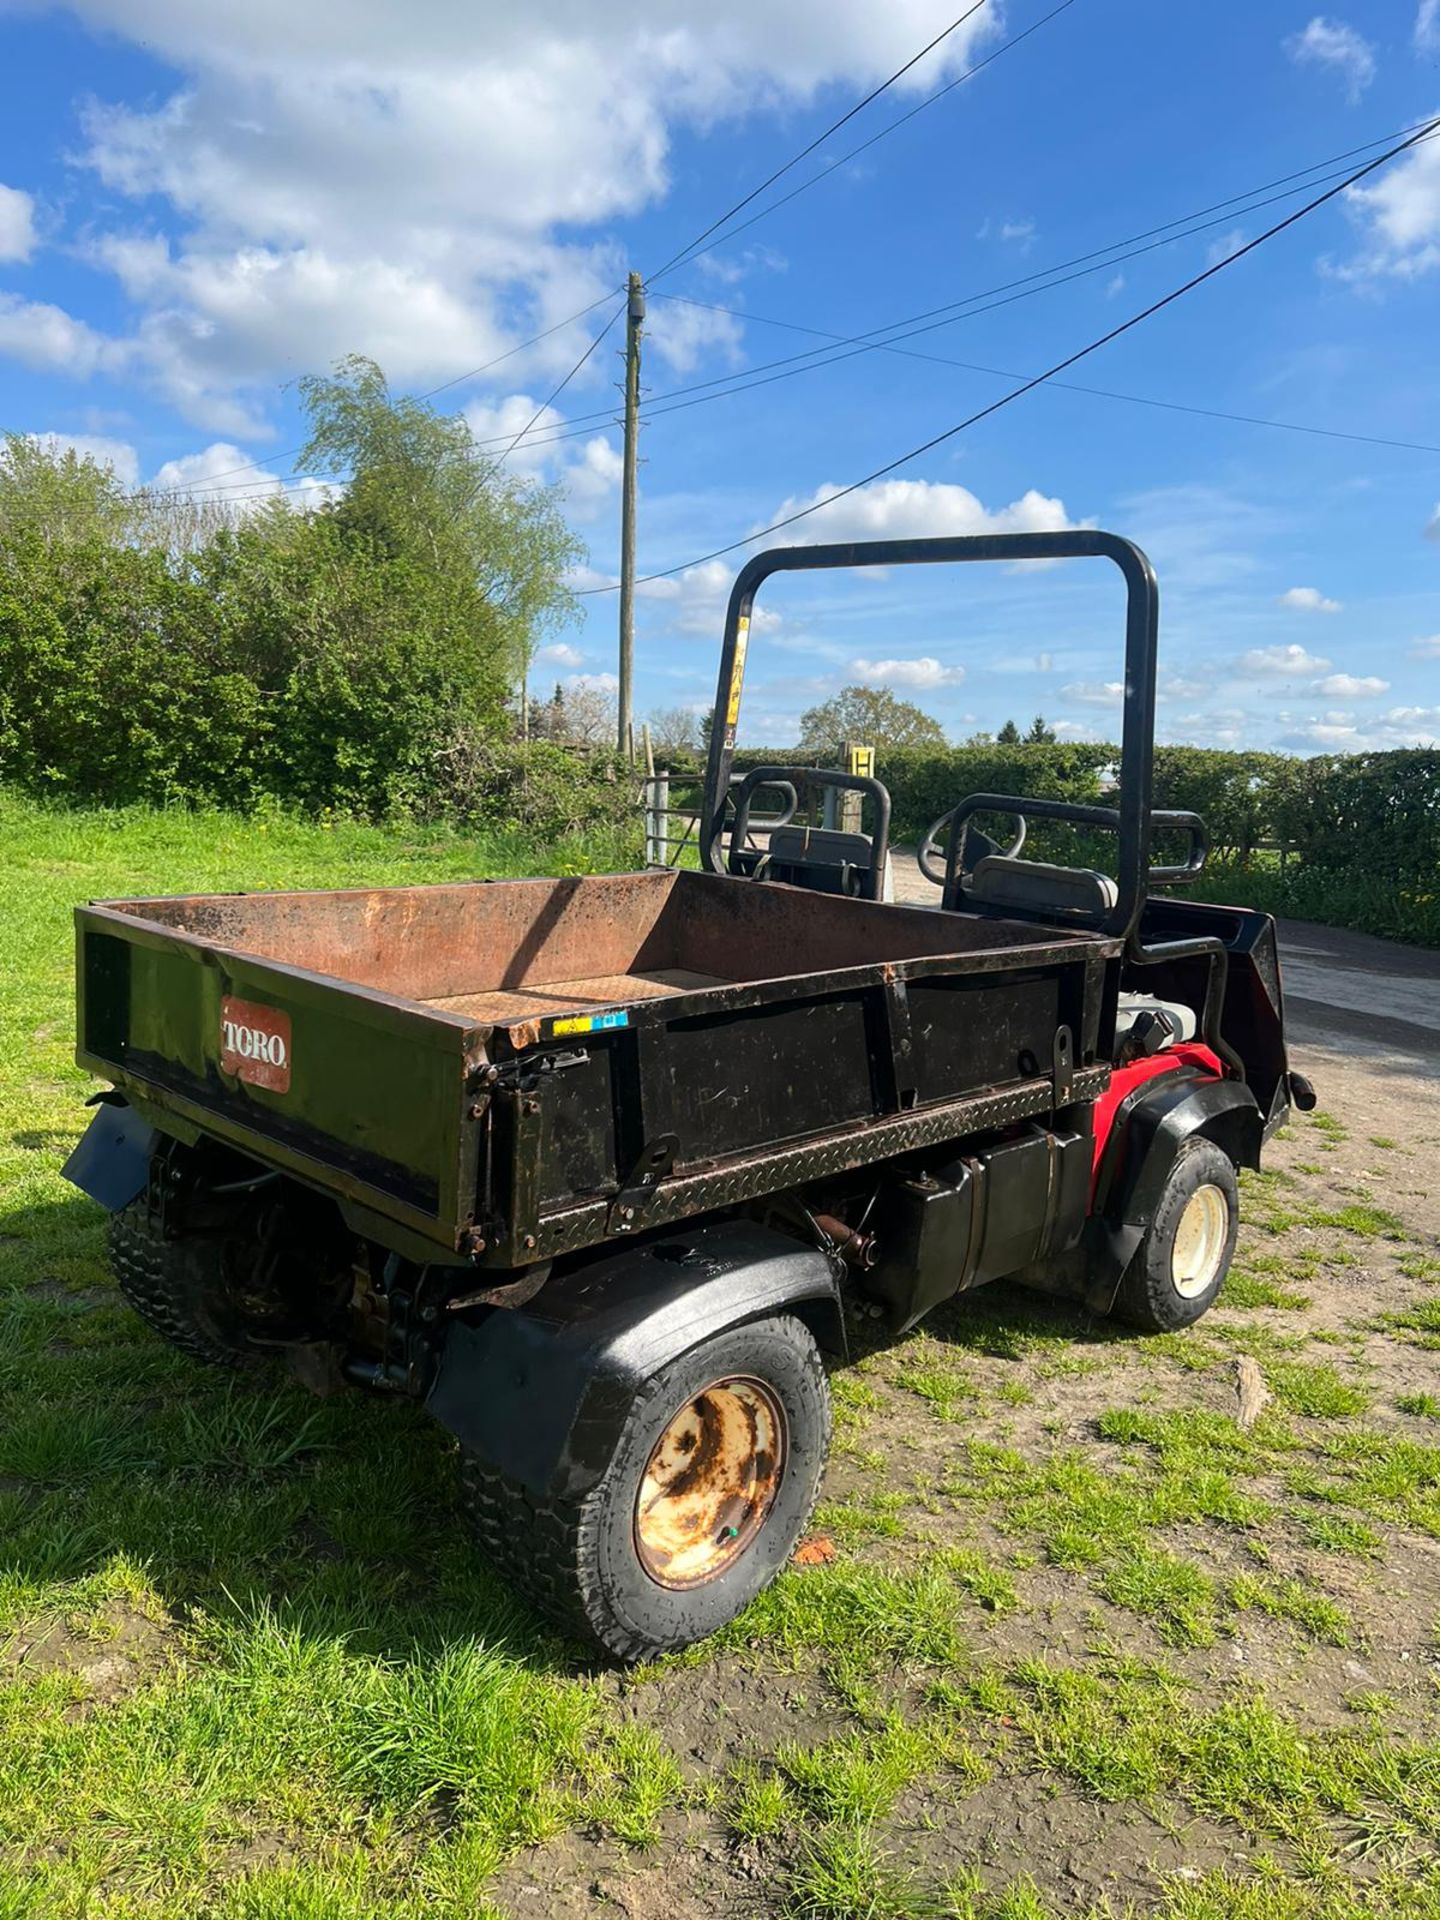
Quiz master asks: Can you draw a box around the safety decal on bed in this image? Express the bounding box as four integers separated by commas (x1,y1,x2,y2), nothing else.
549,1009,631,1038
220,995,292,1093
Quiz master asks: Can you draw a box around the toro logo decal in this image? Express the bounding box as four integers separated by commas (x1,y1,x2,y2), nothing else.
220,997,292,1093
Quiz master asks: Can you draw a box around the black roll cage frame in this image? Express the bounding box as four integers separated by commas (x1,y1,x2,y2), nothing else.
698,529,1243,1074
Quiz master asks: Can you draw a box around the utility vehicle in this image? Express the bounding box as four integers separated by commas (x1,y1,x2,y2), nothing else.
65,531,1311,1659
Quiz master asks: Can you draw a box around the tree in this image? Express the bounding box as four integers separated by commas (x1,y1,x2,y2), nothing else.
0,434,136,558
996,718,1022,744
645,704,706,754
1026,714,1057,743
531,679,616,747
295,354,582,706
797,685,946,757
0,363,595,818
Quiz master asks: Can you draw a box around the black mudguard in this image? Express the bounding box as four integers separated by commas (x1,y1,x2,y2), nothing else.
62,1101,157,1212
1086,1072,1262,1308
426,1220,843,1501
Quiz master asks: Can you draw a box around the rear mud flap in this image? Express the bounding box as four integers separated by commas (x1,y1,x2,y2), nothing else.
62,1101,156,1212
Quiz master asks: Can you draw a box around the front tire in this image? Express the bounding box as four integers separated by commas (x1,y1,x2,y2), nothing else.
1114,1138,1239,1332
462,1313,831,1661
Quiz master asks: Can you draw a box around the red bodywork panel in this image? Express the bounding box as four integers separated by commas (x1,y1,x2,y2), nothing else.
1090,1043,1223,1200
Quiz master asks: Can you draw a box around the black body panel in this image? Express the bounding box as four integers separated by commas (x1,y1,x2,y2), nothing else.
866,1122,1092,1333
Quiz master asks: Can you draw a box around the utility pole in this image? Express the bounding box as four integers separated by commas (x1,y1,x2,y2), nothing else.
617,270,644,757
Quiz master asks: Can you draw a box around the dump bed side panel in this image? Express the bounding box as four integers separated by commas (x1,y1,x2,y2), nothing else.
493,940,1111,1263
77,907,483,1249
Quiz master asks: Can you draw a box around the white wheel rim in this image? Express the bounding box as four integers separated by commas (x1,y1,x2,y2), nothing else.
1171,1184,1229,1298
634,1376,787,1590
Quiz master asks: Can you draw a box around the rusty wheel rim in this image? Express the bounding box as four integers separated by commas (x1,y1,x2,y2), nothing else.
634,1376,787,1589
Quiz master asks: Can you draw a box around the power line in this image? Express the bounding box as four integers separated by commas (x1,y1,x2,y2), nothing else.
630,152,1433,417
576,114,1440,596
172,146,1381,498
137,290,626,501
140,3,1019,503
452,139,1440,453
414,290,623,402
653,0,1079,284
170,119,1440,501
143,0,1081,505
427,116,1440,447
484,301,627,469
647,1,992,282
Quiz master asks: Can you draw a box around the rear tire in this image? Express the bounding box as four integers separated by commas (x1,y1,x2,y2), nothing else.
108,1199,264,1368
1114,1139,1239,1332
461,1313,831,1661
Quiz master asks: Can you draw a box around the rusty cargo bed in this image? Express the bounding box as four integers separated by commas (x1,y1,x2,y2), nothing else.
77,867,1118,1266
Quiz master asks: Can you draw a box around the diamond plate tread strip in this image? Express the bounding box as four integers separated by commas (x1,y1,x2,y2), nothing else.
530,1067,1108,1261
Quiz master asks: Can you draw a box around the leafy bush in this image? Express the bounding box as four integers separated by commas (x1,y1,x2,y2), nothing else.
0,362,588,825
428,735,637,841
663,739,1439,946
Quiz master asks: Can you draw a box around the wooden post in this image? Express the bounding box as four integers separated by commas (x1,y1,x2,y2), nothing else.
617,271,645,757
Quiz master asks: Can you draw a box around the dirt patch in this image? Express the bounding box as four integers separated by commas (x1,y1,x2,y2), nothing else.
3,1599,173,1708
495,1813,770,1920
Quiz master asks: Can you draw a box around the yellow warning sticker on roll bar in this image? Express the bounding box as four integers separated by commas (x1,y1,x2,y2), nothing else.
725,615,750,728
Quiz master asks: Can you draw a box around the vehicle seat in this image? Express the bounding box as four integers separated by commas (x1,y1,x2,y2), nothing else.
764,825,895,902
767,825,873,871
967,855,1118,921
1114,992,1198,1048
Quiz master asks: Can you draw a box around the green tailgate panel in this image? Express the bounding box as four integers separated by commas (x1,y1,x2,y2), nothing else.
78,918,478,1244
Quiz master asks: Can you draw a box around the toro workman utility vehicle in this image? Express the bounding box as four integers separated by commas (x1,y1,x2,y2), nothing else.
65,530,1311,1658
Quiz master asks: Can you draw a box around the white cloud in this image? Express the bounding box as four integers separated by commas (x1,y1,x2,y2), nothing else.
537,641,585,667
1338,120,1440,281
1239,644,1333,677
1206,228,1248,266
149,441,335,509
761,478,1079,546
1105,273,1125,298
1166,708,1250,749
568,671,619,693
849,655,964,689
663,556,784,637
1410,633,1440,657
0,184,35,263
1420,0,1440,50
12,1,995,426
1285,17,1376,100
1274,703,1440,751
1278,585,1341,613
1278,719,1364,749
1162,673,1208,701
999,219,1035,250
1313,673,1388,696
28,431,140,487
644,296,744,376
1061,680,1124,707
1427,503,1440,542
463,392,621,520
0,294,120,378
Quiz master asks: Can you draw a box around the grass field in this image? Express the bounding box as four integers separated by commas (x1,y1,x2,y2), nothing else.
3,791,1439,1919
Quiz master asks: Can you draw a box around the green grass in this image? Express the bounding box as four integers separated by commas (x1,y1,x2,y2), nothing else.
4,788,1438,1915
0,792,665,1913
1264,1360,1371,1419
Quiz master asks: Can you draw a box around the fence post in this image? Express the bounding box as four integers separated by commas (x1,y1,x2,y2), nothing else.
645,769,670,866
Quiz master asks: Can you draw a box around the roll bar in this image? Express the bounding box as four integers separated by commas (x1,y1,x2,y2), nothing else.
700,531,1161,942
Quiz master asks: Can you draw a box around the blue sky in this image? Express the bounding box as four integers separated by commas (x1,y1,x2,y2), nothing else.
1,0,1438,751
